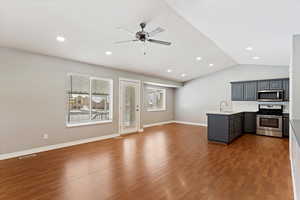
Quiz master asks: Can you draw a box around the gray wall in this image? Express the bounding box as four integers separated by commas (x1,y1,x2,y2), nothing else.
0,48,180,154
142,84,175,125
174,64,289,124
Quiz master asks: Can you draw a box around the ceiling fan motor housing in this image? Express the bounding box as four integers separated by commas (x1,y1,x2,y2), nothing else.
136,31,149,42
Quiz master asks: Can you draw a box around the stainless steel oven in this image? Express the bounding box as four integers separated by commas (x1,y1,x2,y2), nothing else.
257,90,283,102
256,104,283,137
256,115,283,137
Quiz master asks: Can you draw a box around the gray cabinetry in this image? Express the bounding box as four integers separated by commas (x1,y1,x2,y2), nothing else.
231,78,289,101
243,81,257,101
207,114,230,143
283,79,289,101
269,79,283,89
231,82,244,101
258,80,270,91
229,113,243,141
207,113,243,144
283,114,289,137
244,112,256,133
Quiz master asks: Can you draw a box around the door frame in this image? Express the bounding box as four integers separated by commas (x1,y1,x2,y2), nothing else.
118,78,141,135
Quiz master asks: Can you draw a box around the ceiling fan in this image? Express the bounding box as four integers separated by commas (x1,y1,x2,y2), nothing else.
116,22,172,47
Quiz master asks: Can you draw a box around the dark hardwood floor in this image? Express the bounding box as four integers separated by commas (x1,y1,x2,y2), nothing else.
0,123,293,200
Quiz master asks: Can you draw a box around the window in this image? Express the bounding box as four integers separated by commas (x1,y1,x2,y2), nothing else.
67,74,113,127
146,87,166,111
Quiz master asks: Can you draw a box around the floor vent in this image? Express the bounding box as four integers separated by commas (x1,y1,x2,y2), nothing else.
18,154,37,160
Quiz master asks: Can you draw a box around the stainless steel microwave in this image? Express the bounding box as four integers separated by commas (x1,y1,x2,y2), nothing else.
257,90,283,102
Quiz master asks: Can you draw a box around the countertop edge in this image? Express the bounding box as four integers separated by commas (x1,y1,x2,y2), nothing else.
206,111,257,116
207,111,290,116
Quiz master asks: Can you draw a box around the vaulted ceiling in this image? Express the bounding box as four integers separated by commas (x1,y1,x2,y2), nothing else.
166,0,300,67
0,0,236,82
1,0,295,82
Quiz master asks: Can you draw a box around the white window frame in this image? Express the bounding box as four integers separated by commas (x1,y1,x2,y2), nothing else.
66,73,113,127
146,87,166,112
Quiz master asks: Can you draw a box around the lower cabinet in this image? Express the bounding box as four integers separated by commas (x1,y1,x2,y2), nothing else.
229,113,243,142
207,113,243,144
283,114,289,137
207,112,288,144
244,112,257,134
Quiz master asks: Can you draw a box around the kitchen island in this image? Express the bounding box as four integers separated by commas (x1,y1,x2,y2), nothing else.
206,111,257,144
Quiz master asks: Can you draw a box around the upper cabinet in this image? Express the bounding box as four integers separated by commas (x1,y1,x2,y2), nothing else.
269,79,283,90
231,82,244,101
244,81,257,101
231,78,289,102
257,80,270,91
283,79,289,101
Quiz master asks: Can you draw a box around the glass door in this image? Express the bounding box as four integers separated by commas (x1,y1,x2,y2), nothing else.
119,79,140,134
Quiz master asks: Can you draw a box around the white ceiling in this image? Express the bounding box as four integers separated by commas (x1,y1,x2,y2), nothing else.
165,0,300,66
0,0,236,82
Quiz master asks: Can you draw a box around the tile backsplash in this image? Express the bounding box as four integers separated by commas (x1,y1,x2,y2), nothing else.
231,101,290,113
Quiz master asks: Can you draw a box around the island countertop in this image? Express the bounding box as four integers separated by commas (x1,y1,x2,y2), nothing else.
206,110,258,115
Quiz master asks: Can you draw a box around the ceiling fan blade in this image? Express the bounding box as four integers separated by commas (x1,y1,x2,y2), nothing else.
148,39,171,46
117,27,136,36
148,27,165,37
115,39,138,44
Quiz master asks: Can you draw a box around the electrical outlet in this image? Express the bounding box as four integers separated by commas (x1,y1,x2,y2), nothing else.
43,134,49,139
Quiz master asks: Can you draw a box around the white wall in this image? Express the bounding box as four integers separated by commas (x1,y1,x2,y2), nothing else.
290,34,300,200
174,64,289,124
0,48,180,154
291,35,300,119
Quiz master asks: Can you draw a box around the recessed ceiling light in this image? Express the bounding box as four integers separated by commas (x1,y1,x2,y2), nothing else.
56,36,65,42
245,46,253,51
252,56,260,60
209,63,214,67
196,57,202,61
167,69,172,73
181,73,186,77
105,51,112,55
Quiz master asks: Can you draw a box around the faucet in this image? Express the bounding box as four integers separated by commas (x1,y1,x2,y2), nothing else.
219,100,228,112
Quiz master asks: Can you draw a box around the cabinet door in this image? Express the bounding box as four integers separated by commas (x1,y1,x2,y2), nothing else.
244,112,256,133
269,79,283,89
229,119,235,141
244,81,257,101
257,80,270,91
231,83,244,101
207,115,230,143
283,79,289,101
229,114,243,142
235,116,243,137
283,116,289,137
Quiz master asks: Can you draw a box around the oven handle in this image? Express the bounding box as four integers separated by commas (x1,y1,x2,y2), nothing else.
256,115,282,119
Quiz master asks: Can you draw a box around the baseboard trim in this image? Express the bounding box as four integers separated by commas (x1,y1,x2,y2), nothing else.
174,121,207,127
143,121,174,128
0,122,207,161
143,120,207,128
0,133,120,161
